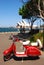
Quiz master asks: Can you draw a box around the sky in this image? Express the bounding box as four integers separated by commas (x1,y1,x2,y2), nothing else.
0,0,44,27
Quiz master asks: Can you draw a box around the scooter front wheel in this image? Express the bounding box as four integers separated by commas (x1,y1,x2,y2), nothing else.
3,53,11,61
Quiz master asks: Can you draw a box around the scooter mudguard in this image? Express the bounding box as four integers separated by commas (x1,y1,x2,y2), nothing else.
3,43,14,56
3,48,12,56
27,46,41,56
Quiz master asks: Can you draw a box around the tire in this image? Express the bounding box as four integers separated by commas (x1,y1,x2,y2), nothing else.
31,56,39,59
3,53,11,61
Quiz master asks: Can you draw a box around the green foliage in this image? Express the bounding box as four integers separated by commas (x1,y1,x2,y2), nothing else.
19,0,44,19
29,32,43,43
19,5,32,19
19,0,40,19
19,8,22,15
30,36,35,42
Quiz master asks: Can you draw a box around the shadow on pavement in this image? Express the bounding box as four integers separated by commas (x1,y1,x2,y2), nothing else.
12,55,40,61
4,55,40,62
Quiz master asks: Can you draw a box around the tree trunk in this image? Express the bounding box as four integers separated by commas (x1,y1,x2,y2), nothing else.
38,0,44,50
38,0,44,19
30,17,37,34
31,21,33,33
43,24,44,50
42,19,44,51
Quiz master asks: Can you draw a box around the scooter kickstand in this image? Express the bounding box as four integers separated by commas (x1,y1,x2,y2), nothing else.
21,57,23,63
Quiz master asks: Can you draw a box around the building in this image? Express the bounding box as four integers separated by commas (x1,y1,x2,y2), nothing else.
16,20,38,29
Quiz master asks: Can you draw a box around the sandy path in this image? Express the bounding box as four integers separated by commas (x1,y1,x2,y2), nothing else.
0,33,44,65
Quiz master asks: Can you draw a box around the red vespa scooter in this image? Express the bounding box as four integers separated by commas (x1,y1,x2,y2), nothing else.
3,37,41,61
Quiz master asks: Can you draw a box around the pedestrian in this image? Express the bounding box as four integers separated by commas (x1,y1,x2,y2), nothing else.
22,26,25,33
20,26,23,34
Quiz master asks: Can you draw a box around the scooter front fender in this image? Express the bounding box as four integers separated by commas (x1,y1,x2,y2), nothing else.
3,46,13,56
3,49,11,56
3,43,14,56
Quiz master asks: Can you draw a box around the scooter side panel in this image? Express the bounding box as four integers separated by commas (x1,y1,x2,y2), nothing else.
26,46,41,56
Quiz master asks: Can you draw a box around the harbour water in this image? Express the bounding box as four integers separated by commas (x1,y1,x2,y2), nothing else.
0,27,19,32
0,27,41,33
0,27,30,32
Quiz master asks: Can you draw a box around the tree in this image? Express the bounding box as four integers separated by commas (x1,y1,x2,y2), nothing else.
19,0,44,50
19,0,39,32
19,0,44,32
20,0,44,19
